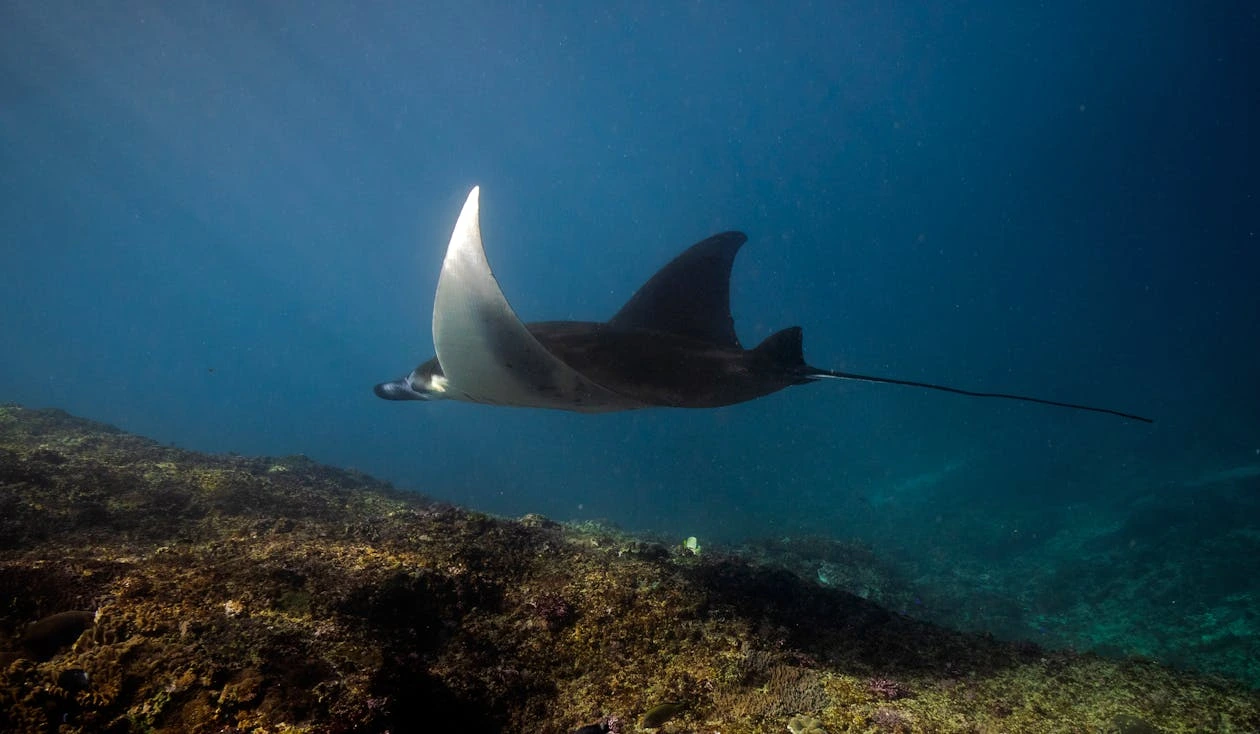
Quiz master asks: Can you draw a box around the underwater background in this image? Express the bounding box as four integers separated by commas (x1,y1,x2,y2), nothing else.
2,2,1257,685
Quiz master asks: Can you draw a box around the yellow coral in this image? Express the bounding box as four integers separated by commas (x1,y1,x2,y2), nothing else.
787,713,827,734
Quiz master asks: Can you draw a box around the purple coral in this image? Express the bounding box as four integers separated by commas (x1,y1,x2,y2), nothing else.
527,591,576,629
867,677,911,700
872,707,909,730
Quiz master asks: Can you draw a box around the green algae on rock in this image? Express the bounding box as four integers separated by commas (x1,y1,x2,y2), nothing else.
640,700,686,728
788,714,828,734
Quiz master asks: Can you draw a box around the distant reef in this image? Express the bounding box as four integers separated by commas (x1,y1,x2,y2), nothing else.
1,405,1257,733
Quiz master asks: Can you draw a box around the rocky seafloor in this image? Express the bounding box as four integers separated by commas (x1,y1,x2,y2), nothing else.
1,405,1257,733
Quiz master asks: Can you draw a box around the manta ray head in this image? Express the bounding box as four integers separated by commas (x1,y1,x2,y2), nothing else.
373,358,450,401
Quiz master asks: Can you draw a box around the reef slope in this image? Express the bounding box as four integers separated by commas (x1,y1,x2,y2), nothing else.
0,405,1256,733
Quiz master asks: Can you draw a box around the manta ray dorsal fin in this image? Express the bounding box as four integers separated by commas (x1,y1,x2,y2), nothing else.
431,187,634,412
608,231,747,348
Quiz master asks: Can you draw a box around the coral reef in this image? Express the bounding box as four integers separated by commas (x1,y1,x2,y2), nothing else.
1,405,1258,732
798,479,1260,688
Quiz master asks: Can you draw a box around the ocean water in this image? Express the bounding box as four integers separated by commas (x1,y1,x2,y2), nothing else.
2,2,1257,683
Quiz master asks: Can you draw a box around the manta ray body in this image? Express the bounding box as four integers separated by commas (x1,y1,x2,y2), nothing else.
375,187,1150,423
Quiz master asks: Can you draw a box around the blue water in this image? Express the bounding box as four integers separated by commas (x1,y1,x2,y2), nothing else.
2,2,1257,680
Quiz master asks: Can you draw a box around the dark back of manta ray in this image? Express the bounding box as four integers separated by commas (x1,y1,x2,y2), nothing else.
608,232,747,349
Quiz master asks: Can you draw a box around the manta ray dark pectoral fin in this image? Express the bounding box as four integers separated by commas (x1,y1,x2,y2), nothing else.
804,367,1153,423
609,231,747,348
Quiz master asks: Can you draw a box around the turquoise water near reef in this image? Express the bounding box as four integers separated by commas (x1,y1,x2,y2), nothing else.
2,2,1257,685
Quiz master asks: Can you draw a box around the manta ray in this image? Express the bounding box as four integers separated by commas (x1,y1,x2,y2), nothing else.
375,187,1150,423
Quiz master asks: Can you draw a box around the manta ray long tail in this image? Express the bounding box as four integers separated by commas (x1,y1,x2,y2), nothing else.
806,369,1153,423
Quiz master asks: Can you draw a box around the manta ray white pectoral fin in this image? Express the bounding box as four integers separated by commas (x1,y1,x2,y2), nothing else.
430,187,637,412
